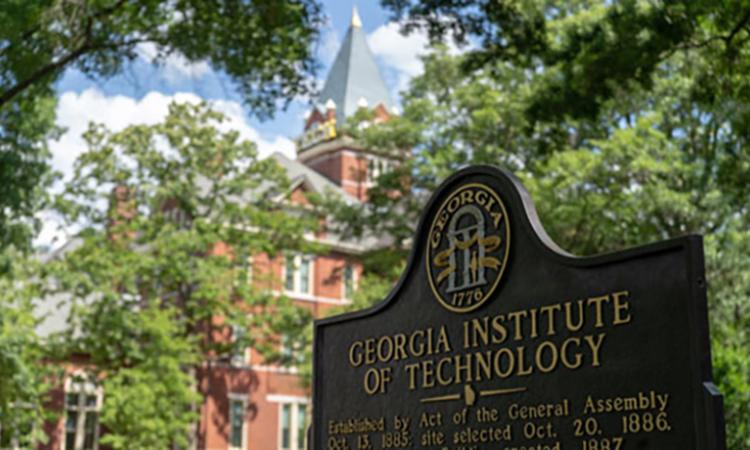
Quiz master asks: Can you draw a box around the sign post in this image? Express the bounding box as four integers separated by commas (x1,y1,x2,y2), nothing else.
312,166,725,450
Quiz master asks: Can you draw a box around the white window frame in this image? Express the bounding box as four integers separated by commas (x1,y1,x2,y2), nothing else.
230,323,250,367
366,156,391,184
271,396,309,450
342,262,357,300
279,334,304,366
228,393,248,450
283,254,314,295
62,374,103,450
233,252,254,287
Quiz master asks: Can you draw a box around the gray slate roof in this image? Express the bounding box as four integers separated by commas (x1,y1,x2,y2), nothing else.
270,152,359,204
317,14,393,125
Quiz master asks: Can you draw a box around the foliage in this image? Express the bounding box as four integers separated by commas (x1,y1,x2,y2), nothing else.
97,306,200,449
381,0,750,122
0,0,323,116
0,250,57,447
0,93,58,253
713,337,750,449
47,102,317,448
329,21,750,448
0,0,324,253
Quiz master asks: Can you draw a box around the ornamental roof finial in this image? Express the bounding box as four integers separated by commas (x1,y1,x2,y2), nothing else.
351,6,362,28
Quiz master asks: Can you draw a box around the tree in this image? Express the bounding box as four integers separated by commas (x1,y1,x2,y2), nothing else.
0,249,58,448
0,0,324,252
381,0,750,123
325,42,750,448
46,102,318,449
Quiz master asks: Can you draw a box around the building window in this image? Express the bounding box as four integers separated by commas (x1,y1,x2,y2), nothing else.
280,334,304,365
297,404,306,450
279,402,308,450
367,157,391,183
343,263,355,299
285,256,295,291
284,254,313,295
231,323,248,366
64,375,101,450
234,251,253,287
281,404,291,450
299,257,310,293
229,395,247,450
164,206,192,229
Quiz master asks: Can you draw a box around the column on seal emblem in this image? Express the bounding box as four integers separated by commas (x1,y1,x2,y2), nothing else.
446,204,487,292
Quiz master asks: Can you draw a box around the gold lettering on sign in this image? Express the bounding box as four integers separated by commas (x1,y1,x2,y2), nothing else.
347,290,634,395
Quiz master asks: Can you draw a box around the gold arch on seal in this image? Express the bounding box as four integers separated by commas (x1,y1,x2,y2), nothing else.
425,183,511,313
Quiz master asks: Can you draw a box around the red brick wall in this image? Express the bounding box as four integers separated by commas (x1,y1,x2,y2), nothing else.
306,150,371,201
198,366,309,450
196,244,361,450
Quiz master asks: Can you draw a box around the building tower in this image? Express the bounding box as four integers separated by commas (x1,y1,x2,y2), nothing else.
297,7,398,201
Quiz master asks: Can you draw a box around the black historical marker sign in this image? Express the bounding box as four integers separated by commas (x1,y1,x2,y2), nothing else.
312,166,725,450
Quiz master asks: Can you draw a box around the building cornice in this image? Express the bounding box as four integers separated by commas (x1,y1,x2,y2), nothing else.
297,135,365,162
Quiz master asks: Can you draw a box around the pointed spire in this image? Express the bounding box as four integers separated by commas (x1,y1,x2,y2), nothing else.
351,6,362,28
316,5,392,125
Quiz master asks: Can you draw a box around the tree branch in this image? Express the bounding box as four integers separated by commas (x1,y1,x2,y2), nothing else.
0,0,131,108
0,36,150,108
0,44,91,107
725,8,750,47
675,9,750,52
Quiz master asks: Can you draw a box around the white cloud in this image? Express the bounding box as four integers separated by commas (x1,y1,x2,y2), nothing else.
136,43,211,83
38,88,295,248
52,88,294,179
368,23,428,78
35,210,68,251
367,22,464,95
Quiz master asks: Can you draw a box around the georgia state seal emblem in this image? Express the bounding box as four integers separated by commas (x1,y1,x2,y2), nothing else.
426,183,510,313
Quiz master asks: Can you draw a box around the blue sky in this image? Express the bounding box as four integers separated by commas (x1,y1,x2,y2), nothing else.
41,1,437,247
50,1,429,172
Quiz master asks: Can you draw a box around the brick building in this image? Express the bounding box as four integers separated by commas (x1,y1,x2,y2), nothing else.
33,8,398,450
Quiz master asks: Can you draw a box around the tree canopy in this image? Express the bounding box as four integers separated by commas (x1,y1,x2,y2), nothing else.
382,0,750,123
43,102,317,449
0,0,324,252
